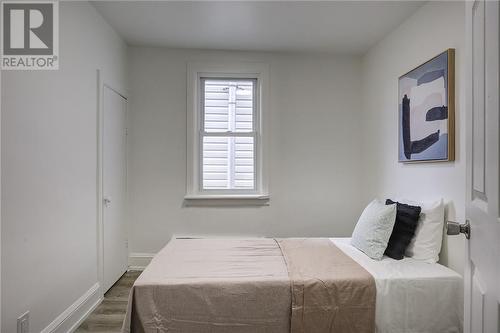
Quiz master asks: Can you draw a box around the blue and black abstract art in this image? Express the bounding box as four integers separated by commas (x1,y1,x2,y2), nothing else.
398,49,455,162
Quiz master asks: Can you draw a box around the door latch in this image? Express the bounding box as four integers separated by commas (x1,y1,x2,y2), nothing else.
446,220,470,239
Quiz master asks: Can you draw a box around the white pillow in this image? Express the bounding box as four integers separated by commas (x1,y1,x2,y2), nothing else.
351,200,397,260
403,199,445,262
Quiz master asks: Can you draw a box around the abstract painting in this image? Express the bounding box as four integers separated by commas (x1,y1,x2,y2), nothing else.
398,49,455,162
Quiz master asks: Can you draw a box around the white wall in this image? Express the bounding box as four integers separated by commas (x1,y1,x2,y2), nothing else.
127,48,364,255
1,2,127,332
361,1,466,274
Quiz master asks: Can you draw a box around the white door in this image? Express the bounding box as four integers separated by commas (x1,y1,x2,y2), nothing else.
102,85,128,293
465,1,499,332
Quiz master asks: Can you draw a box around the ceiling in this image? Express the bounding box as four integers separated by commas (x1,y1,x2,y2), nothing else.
93,1,425,55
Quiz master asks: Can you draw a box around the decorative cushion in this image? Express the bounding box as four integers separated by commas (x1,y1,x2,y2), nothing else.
351,199,397,260
384,199,421,260
404,199,445,263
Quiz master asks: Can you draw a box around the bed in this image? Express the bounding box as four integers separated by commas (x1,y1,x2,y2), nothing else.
123,237,463,333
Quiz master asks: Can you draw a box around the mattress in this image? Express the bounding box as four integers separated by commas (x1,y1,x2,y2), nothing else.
331,238,463,333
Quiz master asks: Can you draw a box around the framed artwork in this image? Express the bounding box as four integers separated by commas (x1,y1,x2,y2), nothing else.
398,49,455,162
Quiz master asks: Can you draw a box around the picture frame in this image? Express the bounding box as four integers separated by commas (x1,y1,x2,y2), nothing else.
398,49,455,163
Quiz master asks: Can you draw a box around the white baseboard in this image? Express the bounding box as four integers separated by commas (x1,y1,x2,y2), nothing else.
41,283,102,333
128,252,155,271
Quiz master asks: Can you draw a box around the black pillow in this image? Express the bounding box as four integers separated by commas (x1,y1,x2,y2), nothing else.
384,199,421,260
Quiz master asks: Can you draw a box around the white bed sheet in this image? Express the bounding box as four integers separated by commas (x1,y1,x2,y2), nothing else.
331,238,463,333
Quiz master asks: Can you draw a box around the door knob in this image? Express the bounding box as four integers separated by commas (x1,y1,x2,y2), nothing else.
446,220,470,239
103,197,111,207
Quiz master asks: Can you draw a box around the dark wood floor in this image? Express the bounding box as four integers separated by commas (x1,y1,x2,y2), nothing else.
75,271,141,333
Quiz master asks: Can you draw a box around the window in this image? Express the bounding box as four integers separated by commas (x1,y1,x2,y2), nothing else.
202,78,256,190
186,63,268,200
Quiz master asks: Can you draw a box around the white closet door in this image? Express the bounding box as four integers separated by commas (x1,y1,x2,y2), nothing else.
102,86,128,293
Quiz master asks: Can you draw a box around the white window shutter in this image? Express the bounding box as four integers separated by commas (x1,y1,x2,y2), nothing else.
201,79,256,190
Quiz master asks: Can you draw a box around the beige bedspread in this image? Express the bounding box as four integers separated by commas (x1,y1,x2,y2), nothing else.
123,238,375,333
277,238,376,333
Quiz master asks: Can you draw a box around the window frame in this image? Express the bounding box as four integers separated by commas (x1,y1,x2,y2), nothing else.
186,62,269,201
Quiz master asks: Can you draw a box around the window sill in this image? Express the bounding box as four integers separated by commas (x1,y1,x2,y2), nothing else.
183,194,270,206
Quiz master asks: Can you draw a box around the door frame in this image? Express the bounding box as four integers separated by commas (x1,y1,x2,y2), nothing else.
96,69,128,297
464,3,473,329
